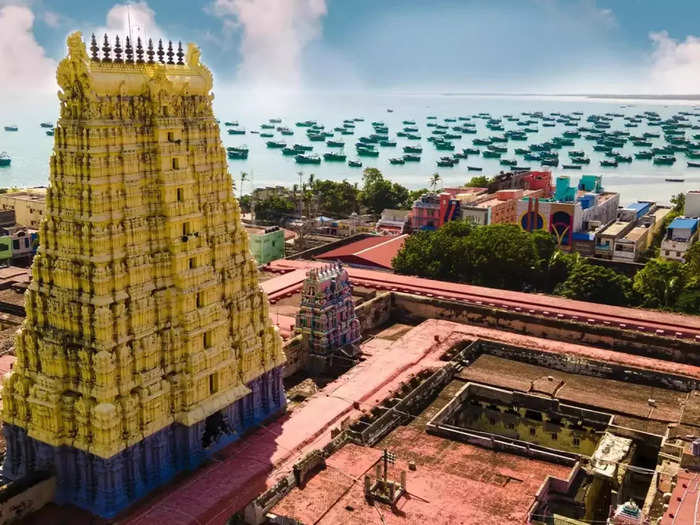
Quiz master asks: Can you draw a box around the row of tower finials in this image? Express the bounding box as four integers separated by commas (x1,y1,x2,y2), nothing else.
88,34,185,65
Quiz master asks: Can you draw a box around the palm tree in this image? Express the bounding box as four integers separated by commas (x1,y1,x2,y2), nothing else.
239,171,248,200
429,173,442,191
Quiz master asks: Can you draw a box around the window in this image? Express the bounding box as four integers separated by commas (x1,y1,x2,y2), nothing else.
203,331,212,349
189,257,196,269
168,131,175,142
488,417,496,425
12,240,18,249
196,292,203,308
24,238,29,248
551,433,558,440
182,222,191,236
530,427,536,436
172,157,180,170
573,436,580,447
209,373,218,394
162,105,168,117
177,188,184,202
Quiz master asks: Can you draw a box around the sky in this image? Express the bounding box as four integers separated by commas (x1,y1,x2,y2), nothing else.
2,0,700,99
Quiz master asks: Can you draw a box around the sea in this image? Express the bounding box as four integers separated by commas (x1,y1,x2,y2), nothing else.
1,92,699,205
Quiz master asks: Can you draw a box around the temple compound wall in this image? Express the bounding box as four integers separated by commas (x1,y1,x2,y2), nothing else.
0,33,286,518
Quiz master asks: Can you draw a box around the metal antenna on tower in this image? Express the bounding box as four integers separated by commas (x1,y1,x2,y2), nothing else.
127,4,133,44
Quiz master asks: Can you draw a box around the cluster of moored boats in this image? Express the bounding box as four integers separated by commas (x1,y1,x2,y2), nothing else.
222,109,700,174
0,122,57,167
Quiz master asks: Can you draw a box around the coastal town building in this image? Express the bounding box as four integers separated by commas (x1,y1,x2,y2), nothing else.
0,33,286,518
685,189,700,218
661,216,699,262
0,188,46,229
518,175,619,250
245,225,285,264
376,208,411,235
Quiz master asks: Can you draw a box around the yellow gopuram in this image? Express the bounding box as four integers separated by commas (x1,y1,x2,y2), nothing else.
1,32,286,518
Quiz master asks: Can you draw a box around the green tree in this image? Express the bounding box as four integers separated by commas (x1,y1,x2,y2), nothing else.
311,179,360,217
238,194,252,213
633,258,686,309
555,263,632,306
671,192,686,213
544,250,581,292
429,173,442,191
360,168,410,215
465,175,491,188
254,195,295,222
393,222,543,291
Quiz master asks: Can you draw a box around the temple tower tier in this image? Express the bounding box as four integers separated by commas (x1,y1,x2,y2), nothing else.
1,32,286,519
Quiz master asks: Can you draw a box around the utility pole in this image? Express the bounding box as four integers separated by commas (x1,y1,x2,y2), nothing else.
297,171,304,218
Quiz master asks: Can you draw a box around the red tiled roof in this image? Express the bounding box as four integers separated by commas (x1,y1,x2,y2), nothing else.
661,469,700,524
316,235,407,270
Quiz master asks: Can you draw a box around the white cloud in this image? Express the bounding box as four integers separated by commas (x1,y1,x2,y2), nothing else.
209,0,327,89
648,31,700,94
0,5,56,94
42,9,63,28
92,1,166,47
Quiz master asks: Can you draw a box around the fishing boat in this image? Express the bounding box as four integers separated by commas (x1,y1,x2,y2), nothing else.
40,122,53,128
261,123,275,130
600,159,618,167
269,118,282,123
308,134,325,142
653,155,676,165
260,133,273,138
570,157,590,164
389,157,405,165
482,150,501,158
0,152,10,167
467,166,483,171
437,158,455,167
435,141,455,151
228,128,245,135
226,146,249,159
46,130,54,136
380,140,397,147
615,155,632,163
4,125,18,132
295,153,321,164
541,158,559,167
634,151,653,160
500,159,517,166
562,164,582,170
689,162,700,168
326,139,344,148
402,154,420,162
357,147,379,157
323,152,346,161
266,140,286,148
279,128,294,136
348,159,362,167
666,178,685,181
282,147,299,156
402,145,422,154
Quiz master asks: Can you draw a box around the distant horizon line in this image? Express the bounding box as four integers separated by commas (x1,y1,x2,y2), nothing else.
441,92,700,101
